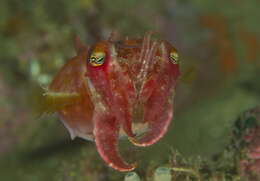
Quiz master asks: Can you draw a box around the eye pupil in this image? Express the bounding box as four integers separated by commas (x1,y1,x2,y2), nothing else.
96,57,104,63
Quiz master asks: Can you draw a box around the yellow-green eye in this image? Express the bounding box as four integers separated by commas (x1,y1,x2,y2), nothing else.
170,51,179,64
89,52,105,67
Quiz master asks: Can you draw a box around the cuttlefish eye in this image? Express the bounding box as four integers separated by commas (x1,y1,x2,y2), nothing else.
89,51,106,67
169,49,179,64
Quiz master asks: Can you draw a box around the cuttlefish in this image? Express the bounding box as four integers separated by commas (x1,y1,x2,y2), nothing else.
44,32,180,171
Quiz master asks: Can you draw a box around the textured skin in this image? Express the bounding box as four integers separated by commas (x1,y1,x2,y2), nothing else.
49,33,180,171
49,42,94,140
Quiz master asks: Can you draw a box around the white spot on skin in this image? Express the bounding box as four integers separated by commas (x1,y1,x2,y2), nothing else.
109,162,114,167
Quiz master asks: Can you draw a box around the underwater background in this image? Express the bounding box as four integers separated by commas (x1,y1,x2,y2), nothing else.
0,0,259,180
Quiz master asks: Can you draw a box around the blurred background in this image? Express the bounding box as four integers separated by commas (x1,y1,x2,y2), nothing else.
0,0,259,180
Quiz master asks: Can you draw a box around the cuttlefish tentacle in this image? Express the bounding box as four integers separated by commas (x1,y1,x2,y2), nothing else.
93,109,136,171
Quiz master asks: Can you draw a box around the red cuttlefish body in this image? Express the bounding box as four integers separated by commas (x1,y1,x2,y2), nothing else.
47,32,180,171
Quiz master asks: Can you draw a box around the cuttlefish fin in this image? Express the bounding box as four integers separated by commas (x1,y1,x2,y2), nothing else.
40,47,88,116
93,110,136,171
60,117,94,141
45,43,94,140
36,90,81,116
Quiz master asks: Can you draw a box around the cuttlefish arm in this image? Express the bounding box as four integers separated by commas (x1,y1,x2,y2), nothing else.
130,41,180,146
93,108,136,171
86,42,135,138
86,41,137,171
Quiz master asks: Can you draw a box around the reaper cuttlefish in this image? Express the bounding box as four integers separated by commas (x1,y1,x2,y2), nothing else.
45,32,180,171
